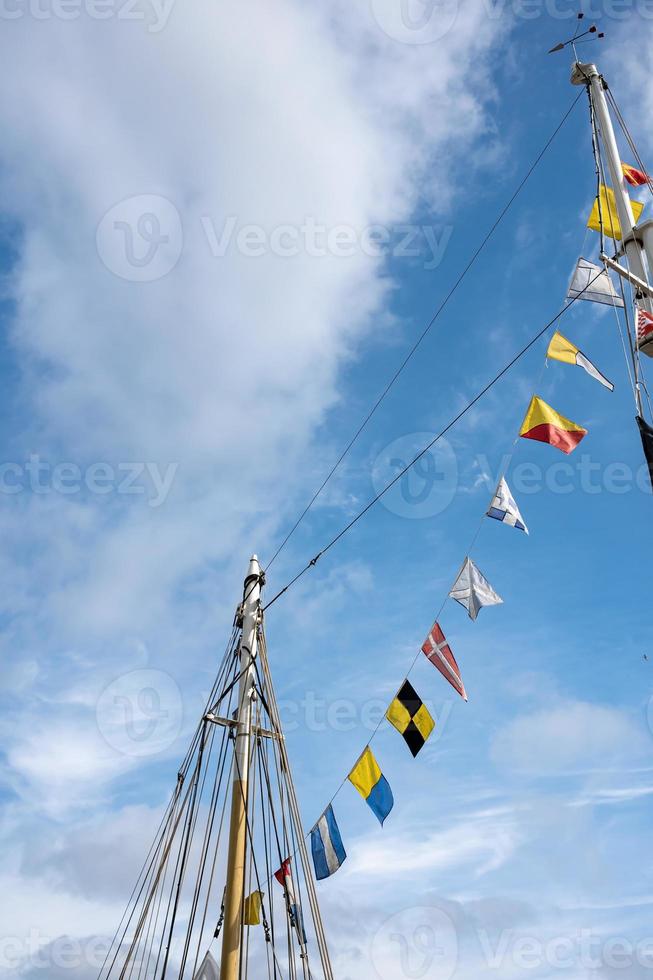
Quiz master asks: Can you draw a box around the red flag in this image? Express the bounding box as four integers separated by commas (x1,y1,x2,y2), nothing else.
637,307,653,347
421,621,467,701
274,859,292,889
622,162,649,186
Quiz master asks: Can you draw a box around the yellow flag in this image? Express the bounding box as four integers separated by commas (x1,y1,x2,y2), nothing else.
547,331,579,365
547,332,614,390
587,184,644,241
244,890,263,926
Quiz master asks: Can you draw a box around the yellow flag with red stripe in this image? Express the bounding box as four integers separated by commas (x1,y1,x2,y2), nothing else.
519,396,587,454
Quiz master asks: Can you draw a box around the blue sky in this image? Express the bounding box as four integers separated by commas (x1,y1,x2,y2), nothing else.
1,2,653,979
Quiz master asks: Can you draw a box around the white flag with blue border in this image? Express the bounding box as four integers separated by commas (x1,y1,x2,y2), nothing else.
487,477,528,534
311,804,346,880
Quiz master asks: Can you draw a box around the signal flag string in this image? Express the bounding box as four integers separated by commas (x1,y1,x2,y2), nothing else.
263,267,608,612
255,266,611,891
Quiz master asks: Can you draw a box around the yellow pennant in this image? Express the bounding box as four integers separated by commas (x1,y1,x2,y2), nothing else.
547,332,614,391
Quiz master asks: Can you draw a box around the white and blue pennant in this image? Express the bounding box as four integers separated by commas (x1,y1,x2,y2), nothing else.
310,804,346,880
487,477,528,534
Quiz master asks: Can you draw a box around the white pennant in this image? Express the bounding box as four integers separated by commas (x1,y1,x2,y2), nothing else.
449,557,503,621
194,952,219,980
566,257,623,308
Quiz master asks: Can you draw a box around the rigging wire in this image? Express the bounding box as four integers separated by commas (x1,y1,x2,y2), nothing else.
589,78,651,419
262,267,609,613
255,275,612,886
602,84,653,422
587,80,640,409
263,90,584,573
605,85,653,201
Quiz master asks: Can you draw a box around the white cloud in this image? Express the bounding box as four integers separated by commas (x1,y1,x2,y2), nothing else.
343,808,520,881
0,0,506,647
0,0,511,962
490,700,649,774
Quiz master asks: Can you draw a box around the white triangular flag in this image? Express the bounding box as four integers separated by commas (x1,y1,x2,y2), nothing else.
487,478,528,534
566,257,623,308
194,952,219,980
449,557,503,621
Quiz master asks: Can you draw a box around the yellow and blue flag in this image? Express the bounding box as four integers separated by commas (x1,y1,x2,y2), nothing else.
348,747,393,826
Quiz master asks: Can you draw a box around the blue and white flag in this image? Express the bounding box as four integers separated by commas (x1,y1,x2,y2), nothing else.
310,804,346,880
487,477,528,534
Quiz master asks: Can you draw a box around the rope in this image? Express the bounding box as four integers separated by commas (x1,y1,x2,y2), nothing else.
263,267,609,612
158,722,209,980
283,341,555,848
605,86,653,201
264,90,584,572
586,81,641,412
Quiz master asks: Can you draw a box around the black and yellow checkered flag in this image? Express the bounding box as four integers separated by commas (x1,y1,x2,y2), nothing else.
386,680,435,757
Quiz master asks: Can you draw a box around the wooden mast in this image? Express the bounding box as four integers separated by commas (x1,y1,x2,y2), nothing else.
219,556,261,980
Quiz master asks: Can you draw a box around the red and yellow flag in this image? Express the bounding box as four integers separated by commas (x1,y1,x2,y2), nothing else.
622,162,650,187
519,396,587,455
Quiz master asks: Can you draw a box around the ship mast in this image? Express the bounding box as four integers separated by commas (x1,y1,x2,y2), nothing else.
572,59,653,415
218,555,335,980
96,553,334,980
220,555,261,980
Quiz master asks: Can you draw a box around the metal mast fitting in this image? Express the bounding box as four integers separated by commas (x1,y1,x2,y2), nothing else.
571,61,652,314
220,555,261,980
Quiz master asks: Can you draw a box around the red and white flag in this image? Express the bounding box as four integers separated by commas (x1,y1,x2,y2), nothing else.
421,622,467,701
274,858,306,944
274,859,295,898
637,307,653,347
